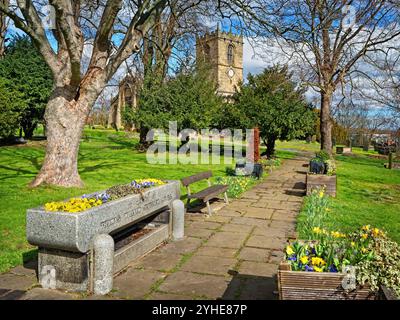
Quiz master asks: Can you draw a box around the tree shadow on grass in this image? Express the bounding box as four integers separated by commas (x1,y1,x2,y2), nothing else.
0,148,42,171
221,271,278,300
0,164,37,181
107,135,139,150
78,161,129,174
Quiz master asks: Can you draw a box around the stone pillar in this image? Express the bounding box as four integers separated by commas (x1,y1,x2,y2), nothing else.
172,200,185,241
93,234,114,295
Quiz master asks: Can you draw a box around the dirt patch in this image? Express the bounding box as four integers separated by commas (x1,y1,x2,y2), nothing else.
114,228,153,251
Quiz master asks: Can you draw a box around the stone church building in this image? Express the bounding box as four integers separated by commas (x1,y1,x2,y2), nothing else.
108,28,244,130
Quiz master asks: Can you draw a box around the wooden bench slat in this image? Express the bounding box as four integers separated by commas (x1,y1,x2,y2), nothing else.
188,185,228,202
181,171,213,187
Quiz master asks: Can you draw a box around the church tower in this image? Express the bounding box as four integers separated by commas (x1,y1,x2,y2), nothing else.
196,28,244,97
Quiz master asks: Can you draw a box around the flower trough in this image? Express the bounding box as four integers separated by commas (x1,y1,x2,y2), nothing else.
26,179,182,293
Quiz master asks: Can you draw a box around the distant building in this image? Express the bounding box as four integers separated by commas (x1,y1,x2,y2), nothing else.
108,76,139,130
196,28,244,97
108,28,244,129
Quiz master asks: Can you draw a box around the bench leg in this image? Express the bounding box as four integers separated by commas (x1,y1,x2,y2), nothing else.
224,192,229,204
206,201,212,215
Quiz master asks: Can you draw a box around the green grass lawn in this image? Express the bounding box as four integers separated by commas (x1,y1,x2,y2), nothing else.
294,143,400,243
0,128,295,273
328,153,400,242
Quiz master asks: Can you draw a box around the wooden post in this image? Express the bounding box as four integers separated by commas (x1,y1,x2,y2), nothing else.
389,152,393,170
224,192,229,204
206,201,212,215
254,127,260,163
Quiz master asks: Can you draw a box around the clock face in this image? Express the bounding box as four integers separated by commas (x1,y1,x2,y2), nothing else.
228,68,235,78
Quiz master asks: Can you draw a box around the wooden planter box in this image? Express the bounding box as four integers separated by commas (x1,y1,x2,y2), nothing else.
278,263,374,300
306,173,337,197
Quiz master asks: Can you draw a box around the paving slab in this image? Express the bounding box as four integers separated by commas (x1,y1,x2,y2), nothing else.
243,207,274,219
185,226,215,239
253,226,290,237
0,273,37,291
158,271,231,299
246,235,287,250
112,269,166,300
196,246,238,258
204,232,249,249
205,215,232,224
181,255,237,276
230,217,270,227
188,221,223,230
159,237,203,255
238,261,278,278
217,209,243,217
238,247,270,262
131,252,182,272
21,288,76,300
220,223,254,234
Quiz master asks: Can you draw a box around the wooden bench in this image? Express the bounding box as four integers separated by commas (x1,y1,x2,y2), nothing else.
181,171,229,215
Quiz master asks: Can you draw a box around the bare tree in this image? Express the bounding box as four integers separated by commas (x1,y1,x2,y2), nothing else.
353,46,400,115
0,1,174,187
249,0,400,154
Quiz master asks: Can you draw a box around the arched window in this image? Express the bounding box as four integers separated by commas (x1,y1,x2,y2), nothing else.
227,44,234,65
203,44,210,57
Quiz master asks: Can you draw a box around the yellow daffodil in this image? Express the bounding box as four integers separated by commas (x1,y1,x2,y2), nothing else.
362,225,370,232
300,256,309,264
286,246,294,255
361,233,368,240
372,228,380,237
314,266,323,272
351,242,356,247
331,231,346,238
313,227,322,234
311,257,326,266
361,248,368,254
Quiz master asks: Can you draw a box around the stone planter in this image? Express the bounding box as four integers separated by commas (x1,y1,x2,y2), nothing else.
26,181,181,292
278,263,374,300
306,173,337,197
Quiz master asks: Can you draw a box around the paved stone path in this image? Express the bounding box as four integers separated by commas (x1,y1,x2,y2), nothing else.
0,153,310,300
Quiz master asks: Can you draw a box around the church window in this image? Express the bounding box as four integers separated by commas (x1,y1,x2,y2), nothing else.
204,44,210,57
227,44,234,65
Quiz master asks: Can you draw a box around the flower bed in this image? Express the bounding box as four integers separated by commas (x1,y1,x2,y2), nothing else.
284,187,400,300
44,179,165,213
216,176,257,198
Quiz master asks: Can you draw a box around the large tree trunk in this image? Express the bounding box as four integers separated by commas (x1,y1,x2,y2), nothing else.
320,91,333,154
265,136,276,159
261,136,276,159
30,93,90,187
